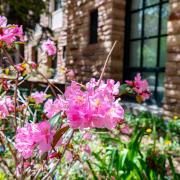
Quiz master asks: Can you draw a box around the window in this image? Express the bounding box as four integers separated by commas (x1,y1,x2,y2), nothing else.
32,46,38,64
51,44,59,78
62,46,66,60
54,0,62,11
89,9,98,44
124,0,169,105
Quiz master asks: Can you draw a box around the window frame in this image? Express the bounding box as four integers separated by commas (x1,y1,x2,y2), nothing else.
124,0,169,105
89,9,98,44
54,0,62,11
31,46,38,64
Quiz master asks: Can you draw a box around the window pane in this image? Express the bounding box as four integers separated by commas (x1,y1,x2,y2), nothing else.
160,37,167,67
161,3,169,34
131,12,142,39
144,6,159,37
131,0,142,10
130,41,141,67
157,73,165,103
145,0,159,7
55,0,62,10
142,72,156,93
143,38,157,67
89,9,98,44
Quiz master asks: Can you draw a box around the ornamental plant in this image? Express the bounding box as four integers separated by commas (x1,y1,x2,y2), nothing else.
0,16,151,179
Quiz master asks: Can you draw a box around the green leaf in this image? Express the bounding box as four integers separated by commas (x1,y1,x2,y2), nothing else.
86,160,98,180
119,149,128,168
49,112,62,128
108,149,116,173
168,156,177,180
119,84,128,95
92,152,107,169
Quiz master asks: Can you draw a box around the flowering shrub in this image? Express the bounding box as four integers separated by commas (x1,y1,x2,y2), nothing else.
0,16,23,46
4,16,179,179
15,121,55,159
31,91,47,104
42,39,57,56
0,96,14,119
125,73,151,102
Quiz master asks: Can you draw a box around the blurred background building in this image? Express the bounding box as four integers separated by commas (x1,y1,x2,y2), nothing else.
24,0,179,118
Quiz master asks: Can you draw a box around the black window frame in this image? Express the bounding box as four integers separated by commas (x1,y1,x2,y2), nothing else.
124,0,169,106
54,0,62,11
32,46,38,64
89,9,98,44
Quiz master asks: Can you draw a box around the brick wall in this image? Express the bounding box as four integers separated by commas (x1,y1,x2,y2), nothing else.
164,0,180,118
66,0,126,82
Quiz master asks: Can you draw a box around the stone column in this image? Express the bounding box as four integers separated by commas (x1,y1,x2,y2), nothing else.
164,0,180,118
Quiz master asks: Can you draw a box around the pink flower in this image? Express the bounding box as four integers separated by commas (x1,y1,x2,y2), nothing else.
33,121,55,155
46,79,124,130
0,96,14,119
0,16,24,45
65,151,73,163
44,95,67,118
42,39,56,56
23,161,31,168
65,79,124,129
83,144,91,154
0,16,7,27
0,29,16,45
15,63,26,72
15,123,37,159
5,96,14,112
120,125,130,135
83,132,92,140
66,69,75,80
30,62,37,69
15,121,54,159
31,91,47,104
125,73,151,101
0,102,9,119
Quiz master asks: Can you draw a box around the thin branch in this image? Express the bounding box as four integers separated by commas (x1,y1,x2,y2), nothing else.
0,131,17,165
40,130,75,180
0,158,17,179
14,73,19,132
98,41,118,87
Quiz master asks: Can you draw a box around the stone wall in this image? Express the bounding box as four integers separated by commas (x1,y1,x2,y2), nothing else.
164,0,180,118
66,0,126,82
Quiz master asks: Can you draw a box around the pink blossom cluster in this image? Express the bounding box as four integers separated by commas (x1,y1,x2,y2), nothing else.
44,79,124,129
44,95,67,118
15,121,54,159
0,16,24,46
31,91,47,104
125,73,151,101
0,96,14,119
42,39,57,56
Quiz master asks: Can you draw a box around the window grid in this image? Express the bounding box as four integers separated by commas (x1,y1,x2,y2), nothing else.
124,0,169,105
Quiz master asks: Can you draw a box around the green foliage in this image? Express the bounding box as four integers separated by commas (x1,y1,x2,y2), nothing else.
0,171,6,180
0,0,48,33
79,112,180,180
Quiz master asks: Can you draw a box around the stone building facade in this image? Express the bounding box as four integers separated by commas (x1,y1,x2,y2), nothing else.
164,0,180,118
25,0,67,83
66,0,125,82
25,0,180,118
